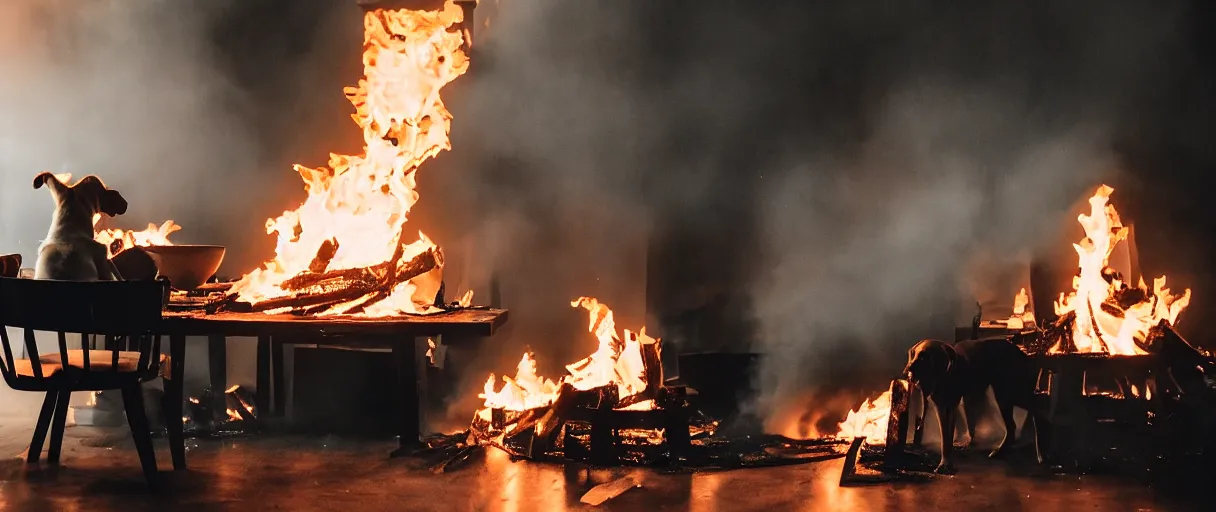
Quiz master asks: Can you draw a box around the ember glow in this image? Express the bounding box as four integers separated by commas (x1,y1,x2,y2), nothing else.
1050,185,1191,355
229,1,470,316
835,390,891,444
478,297,659,417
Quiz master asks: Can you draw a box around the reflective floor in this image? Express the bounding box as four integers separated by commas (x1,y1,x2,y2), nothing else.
0,421,1204,512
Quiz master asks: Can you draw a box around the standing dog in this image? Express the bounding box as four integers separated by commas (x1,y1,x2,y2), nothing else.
32,172,127,281
904,338,1046,474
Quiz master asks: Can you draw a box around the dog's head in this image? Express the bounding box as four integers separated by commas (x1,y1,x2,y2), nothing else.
903,339,955,395
34,172,128,218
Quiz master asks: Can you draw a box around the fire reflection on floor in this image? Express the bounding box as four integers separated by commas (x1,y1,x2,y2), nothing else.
0,425,1202,511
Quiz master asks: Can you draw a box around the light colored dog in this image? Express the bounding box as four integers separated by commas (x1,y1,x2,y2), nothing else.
32,172,128,281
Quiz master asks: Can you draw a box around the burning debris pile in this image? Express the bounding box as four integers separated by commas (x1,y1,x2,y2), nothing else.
1042,185,1191,356
430,297,850,469
181,385,261,436
470,297,681,464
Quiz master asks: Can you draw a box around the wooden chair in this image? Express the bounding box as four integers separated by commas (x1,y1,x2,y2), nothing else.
0,277,168,487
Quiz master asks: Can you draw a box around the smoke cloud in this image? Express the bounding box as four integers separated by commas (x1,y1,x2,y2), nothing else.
0,0,366,272
445,0,1195,431
1,1,244,258
0,0,1203,433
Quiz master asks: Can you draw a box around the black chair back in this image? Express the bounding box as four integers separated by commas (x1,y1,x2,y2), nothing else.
0,277,166,388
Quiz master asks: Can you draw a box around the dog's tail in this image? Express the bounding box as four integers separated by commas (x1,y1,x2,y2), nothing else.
32,172,69,197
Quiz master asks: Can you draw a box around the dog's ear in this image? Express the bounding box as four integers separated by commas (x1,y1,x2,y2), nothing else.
33,172,68,198
73,175,128,217
915,342,951,376
99,189,128,217
939,344,956,374
903,345,919,375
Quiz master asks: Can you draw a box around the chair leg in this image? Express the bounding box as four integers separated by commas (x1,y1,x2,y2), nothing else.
26,392,58,464
47,390,71,465
121,384,159,488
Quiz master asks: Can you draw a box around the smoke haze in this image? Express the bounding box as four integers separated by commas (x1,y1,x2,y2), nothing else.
2,0,1211,432
452,0,1200,431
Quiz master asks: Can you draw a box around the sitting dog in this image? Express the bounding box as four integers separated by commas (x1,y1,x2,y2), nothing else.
32,172,127,281
904,338,1046,474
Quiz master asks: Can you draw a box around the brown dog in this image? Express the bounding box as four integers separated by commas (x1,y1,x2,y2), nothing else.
904,338,1046,474
32,172,128,281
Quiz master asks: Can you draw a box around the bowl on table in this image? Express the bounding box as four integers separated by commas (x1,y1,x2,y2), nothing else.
140,245,226,290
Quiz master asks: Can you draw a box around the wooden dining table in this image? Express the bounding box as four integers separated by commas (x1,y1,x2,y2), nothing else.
157,308,508,469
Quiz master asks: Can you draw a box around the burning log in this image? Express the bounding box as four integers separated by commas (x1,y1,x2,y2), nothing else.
279,262,389,292
248,277,382,312
225,385,260,426
883,379,912,450
1146,320,1211,365
248,247,440,313
617,332,663,409
308,238,339,273
517,384,617,440
535,383,580,441
1041,312,1077,355
1146,320,1216,397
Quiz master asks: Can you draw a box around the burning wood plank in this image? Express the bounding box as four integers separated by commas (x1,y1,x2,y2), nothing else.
579,475,640,506
617,331,662,409
246,277,382,312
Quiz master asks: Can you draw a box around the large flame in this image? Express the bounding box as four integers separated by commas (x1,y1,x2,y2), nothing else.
1050,185,1191,355
834,390,891,445
478,298,658,415
229,2,470,315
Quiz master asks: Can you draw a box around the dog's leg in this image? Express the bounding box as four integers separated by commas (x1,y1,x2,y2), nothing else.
961,390,989,448
933,396,959,474
1031,411,1052,465
988,394,1017,459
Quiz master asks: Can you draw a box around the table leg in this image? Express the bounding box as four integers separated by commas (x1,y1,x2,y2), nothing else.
208,335,227,422
272,338,285,418
389,336,426,457
162,334,187,470
256,336,271,415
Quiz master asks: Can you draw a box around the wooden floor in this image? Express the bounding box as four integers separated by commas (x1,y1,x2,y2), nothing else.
0,385,1205,512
